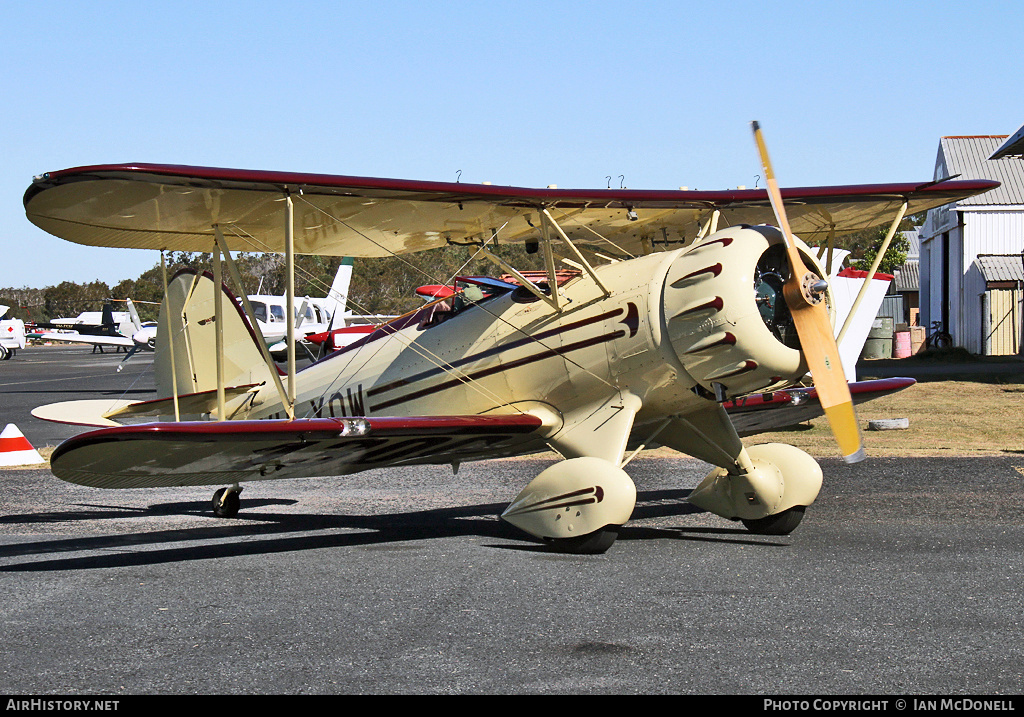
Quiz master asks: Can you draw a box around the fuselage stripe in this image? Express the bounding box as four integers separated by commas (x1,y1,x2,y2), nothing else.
366,307,626,398
370,329,626,411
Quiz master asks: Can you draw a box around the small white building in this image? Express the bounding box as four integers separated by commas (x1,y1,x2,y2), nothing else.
919,133,1024,355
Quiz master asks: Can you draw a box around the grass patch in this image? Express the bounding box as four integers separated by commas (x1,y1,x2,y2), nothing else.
744,379,1024,457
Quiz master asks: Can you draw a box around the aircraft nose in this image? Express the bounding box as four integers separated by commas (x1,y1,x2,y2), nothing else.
659,225,809,401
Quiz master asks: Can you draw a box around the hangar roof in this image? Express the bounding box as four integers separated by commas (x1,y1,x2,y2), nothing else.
938,136,1024,206
977,254,1024,284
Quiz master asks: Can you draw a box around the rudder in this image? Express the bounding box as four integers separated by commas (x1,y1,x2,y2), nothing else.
155,270,278,407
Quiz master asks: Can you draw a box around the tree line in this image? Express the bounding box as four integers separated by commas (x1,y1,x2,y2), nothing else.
1,222,910,324
0,244,548,323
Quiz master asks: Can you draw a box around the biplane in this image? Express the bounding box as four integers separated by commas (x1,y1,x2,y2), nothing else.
24,125,997,553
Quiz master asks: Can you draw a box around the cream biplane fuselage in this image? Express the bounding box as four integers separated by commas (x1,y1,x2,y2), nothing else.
135,225,823,553
24,133,999,553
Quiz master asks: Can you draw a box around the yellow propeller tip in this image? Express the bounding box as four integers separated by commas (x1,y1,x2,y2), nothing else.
843,447,867,464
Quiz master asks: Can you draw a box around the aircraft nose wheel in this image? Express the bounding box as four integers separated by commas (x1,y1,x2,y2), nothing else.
212,486,242,518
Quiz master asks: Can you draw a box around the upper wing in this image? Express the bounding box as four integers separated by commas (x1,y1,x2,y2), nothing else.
24,164,999,258
49,414,546,489
725,377,915,436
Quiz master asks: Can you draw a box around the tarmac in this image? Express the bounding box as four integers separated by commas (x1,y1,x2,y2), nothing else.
1,345,1023,695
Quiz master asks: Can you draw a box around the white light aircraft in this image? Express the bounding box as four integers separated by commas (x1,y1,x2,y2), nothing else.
25,126,997,553
36,300,157,367
247,257,379,359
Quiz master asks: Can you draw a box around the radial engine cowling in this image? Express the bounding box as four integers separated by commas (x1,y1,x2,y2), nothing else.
660,225,831,400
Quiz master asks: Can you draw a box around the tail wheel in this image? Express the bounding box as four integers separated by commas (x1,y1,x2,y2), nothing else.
212,487,241,518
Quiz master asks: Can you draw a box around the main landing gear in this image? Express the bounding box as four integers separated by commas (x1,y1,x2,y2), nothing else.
212,485,243,518
501,457,638,555
688,443,822,536
741,505,806,535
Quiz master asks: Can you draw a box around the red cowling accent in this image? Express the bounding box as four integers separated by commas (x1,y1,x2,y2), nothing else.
837,267,895,282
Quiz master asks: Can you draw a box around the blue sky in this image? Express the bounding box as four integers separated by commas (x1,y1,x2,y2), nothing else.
2,0,1022,289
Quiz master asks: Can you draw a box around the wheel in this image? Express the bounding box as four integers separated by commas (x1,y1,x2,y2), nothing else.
741,506,806,535
933,333,952,350
544,526,620,555
212,487,241,518
0,345,8,360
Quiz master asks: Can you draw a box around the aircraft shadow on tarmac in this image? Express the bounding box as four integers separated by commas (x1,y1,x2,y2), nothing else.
0,489,789,572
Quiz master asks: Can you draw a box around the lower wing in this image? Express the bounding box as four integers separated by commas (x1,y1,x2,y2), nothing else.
725,377,915,436
49,414,546,489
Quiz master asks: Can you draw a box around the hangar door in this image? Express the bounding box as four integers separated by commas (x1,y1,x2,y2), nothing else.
983,288,1022,355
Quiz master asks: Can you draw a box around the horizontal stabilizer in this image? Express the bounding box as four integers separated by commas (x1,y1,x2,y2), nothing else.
31,399,138,428
104,385,261,419
49,414,545,489
31,385,263,427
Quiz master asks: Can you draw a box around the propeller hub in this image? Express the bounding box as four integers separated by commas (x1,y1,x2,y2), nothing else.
795,272,828,306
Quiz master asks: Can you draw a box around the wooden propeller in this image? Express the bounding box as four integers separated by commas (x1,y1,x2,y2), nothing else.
752,121,865,463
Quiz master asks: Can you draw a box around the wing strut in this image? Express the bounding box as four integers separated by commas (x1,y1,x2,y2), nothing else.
213,226,295,420
540,209,610,297
479,209,612,312
835,200,908,346
696,209,722,240
160,252,180,422
479,244,560,310
283,191,297,411
213,240,226,419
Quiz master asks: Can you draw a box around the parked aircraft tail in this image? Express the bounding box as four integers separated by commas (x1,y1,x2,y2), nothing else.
324,257,354,327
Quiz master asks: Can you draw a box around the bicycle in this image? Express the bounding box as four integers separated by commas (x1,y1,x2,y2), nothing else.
925,320,953,350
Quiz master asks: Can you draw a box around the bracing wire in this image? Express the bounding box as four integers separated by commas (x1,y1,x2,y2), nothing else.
205,194,628,419
217,220,535,415
287,196,623,396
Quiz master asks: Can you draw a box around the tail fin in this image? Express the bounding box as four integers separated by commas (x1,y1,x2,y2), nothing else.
155,270,277,403
101,302,116,327
324,257,354,327
126,298,142,332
